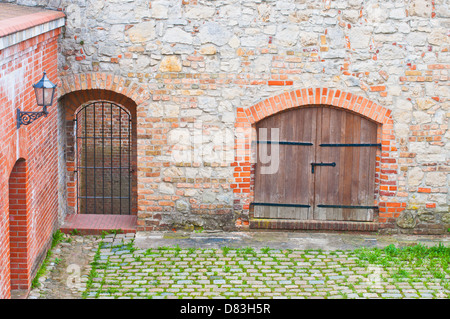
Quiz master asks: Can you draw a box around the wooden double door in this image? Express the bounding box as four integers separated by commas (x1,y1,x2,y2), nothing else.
253,106,379,222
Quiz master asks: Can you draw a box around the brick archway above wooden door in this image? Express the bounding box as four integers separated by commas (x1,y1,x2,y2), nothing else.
234,88,399,231
241,88,392,126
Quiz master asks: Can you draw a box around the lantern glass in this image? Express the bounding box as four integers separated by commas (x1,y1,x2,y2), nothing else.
33,71,56,107
34,86,55,107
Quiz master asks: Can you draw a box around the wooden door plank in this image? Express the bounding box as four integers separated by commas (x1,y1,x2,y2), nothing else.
254,121,263,217
337,110,347,220
313,107,322,219
341,111,354,220
348,114,361,220
361,121,378,221
357,116,371,221
294,107,316,219
253,116,263,218
283,109,297,219
305,107,317,220
272,112,285,219
254,114,272,218
267,114,281,219
317,107,332,220
327,108,342,220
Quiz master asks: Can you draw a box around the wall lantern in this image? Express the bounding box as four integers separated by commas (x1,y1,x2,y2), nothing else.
17,71,57,129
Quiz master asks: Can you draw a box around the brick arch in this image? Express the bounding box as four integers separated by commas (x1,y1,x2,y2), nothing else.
57,73,144,217
242,88,392,125
58,72,150,112
234,87,401,231
59,88,137,118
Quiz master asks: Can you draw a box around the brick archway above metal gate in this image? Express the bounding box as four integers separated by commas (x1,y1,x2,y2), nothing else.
58,72,151,111
58,73,147,214
57,73,146,233
234,88,402,232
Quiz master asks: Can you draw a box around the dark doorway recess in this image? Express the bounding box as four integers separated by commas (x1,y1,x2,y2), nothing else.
75,101,132,215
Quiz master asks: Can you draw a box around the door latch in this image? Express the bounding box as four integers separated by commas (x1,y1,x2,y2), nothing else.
311,162,336,173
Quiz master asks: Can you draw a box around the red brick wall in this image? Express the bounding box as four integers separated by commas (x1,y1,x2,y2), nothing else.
0,28,61,298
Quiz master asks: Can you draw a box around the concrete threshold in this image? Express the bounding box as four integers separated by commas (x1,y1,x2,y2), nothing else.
135,230,450,251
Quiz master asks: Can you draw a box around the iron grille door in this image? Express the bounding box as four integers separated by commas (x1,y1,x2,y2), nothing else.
75,101,132,215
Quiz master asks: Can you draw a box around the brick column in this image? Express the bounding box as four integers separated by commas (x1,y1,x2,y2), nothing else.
8,159,30,291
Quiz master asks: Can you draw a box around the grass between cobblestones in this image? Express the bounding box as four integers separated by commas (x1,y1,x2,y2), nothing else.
81,236,450,299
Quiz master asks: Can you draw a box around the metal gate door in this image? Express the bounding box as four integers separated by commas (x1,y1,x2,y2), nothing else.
75,101,132,215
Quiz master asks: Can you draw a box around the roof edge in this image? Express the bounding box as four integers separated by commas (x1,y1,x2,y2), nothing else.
0,9,65,51
0,8,66,37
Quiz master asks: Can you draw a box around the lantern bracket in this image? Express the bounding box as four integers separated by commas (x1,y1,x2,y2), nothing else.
17,108,48,129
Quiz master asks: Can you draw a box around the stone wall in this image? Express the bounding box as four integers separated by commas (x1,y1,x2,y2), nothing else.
9,0,449,234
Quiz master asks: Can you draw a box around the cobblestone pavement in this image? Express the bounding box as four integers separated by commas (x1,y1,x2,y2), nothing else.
30,231,450,299
28,235,99,299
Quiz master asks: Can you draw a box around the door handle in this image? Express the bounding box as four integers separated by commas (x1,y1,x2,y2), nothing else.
311,162,336,174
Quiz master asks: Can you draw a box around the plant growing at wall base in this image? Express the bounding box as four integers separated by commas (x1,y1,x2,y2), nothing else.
31,230,65,289
70,229,81,236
